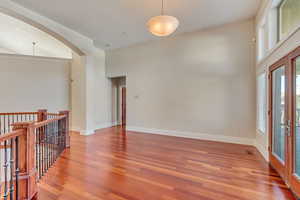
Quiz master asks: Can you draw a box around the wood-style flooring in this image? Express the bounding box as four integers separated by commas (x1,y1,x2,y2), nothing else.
38,126,296,200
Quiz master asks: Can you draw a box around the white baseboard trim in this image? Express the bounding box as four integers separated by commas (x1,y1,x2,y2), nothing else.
75,124,269,162
71,122,116,136
126,126,255,146
94,122,115,131
80,129,95,136
254,141,269,162
70,127,81,133
111,121,120,126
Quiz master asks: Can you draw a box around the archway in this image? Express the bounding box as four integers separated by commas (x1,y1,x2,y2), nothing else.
0,7,85,56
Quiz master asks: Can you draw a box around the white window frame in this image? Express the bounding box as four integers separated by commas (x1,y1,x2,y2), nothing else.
257,16,268,62
257,72,267,134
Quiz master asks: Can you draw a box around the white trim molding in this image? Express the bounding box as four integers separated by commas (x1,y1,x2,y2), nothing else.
126,126,255,146
254,140,269,162
80,129,95,136
0,53,71,61
112,121,120,126
94,122,116,131
75,124,269,162
70,126,81,133
71,122,116,136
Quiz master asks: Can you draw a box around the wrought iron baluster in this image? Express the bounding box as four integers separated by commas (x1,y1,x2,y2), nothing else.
58,120,61,155
4,116,6,134
55,120,58,162
36,128,39,180
0,115,2,135
50,122,53,166
48,123,51,169
55,121,58,161
64,118,67,148
45,124,48,173
38,127,42,179
15,137,19,200
9,139,14,200
42,126,45,176
3,141,8,200
8,116,10,133
46,124,49,171
53,121,56,164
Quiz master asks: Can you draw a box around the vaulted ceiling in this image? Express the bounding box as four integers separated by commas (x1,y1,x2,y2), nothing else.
0,12,72,58
11,0,261,50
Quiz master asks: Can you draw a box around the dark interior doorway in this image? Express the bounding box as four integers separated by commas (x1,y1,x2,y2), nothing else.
110,76,126,127
121,87,126,126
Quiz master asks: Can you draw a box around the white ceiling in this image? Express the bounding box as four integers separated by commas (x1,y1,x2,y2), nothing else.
10,0,261,50
0,12,72,58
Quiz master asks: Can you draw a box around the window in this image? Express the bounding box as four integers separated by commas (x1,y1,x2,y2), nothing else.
268,5,279,49
279,0,300,39
258,23,267,60
257,0,300,61
257,73,267,134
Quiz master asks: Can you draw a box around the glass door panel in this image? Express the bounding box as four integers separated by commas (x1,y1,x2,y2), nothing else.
295,57,300,177
291,50,300,198
272,66,286,162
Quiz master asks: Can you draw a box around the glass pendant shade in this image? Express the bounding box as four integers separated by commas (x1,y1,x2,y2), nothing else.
147,15,179,37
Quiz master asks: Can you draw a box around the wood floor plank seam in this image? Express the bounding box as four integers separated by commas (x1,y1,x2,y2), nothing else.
37,127,296,200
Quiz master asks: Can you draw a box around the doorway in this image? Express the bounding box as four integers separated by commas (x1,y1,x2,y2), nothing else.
110,77,126,127
121,87,126,126
269,46,300,196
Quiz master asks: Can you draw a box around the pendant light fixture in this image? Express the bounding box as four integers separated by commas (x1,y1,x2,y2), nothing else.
147,0,179,37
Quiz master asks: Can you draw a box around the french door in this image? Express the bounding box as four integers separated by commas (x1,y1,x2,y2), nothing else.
269,46,300,196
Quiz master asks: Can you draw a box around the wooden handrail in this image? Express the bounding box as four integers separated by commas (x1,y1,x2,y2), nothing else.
34,115,66,128
11,116,66,130
0,129,24,142
47,113,60,116
0,109,70,200
0,112,38,115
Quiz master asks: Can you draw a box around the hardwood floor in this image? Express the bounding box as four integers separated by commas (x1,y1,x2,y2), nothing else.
38,126,296,200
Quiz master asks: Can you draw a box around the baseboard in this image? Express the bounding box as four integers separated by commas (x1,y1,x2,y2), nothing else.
70,127,81,133
126,126,255,146
71,122,115,136
94,122,115,131
112,121,120,126
75,124,269,161
254,140,269,162
80,129,95,136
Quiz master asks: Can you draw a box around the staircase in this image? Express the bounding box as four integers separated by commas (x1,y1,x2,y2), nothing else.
0,109,70,200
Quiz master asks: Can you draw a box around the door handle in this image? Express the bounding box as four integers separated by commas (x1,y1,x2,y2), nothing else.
286,120,291,137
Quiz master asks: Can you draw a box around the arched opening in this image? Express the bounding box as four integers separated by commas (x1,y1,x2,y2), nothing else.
0,7,85,57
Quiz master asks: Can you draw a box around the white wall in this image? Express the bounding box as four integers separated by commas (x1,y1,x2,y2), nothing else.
70,53,86,131
255,0,300,161
0,0,118,135
0,53,70,112
106,19,256,144
0,51,110,135
86,50,111,133
70,50,112,134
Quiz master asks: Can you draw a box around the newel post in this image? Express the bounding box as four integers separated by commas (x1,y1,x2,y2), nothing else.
12,122,38,200
37,109,47,122
59,110,70,148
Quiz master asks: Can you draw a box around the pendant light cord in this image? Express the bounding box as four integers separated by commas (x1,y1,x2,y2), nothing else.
161,0,164,15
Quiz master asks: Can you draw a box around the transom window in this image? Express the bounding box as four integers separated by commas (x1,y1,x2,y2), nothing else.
279,0,300,39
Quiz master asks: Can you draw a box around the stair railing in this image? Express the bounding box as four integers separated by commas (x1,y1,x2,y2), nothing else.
0,109,70,199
